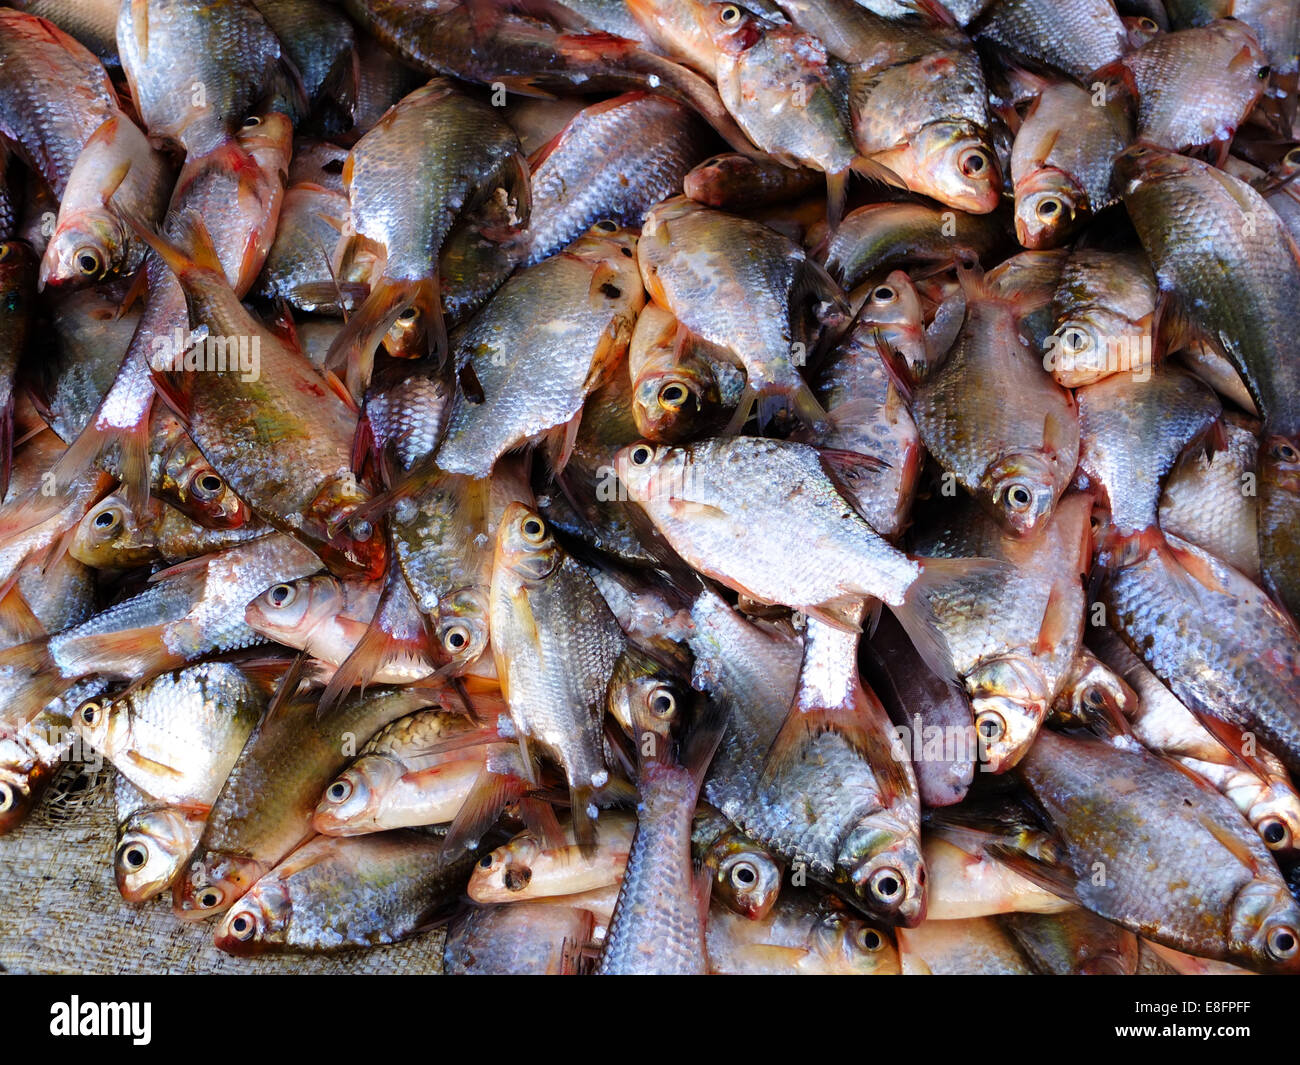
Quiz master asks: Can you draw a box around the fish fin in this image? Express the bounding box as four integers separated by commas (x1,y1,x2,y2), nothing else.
869,331,918,402
825,168,849,233
126,210,224,279
322,277,427,401
728,379,832,439
924,289,966,371
231,657,297,698
1032,579,1074,656
983,842,1080,906
569,785,600,856
595,774,638,808
517,796,567,850
50,627,180,681
0,586,46,644
1151,291,1197,361
893,556,1012,685
850,156,908,194
680,691,729,791
317,566,434,717
820,445,891,486
1193,714,1279,783
544,411,583,475
1197,811,1266,877
260,653,310,729
804,596,867,633
910,0,958,27
122,749,185,780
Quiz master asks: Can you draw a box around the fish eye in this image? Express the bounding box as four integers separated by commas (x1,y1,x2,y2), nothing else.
871,285,896,304
1036,197,1064,221
443,622,472,652
856,927,884,952
349,518,374,542
1260,818,1290,850
0,244,9,262
1258,65,1272,80
503,866,532,891
119,842,148,869
976,710,1006,742
594,219,618,233
1272,441,1300,463
229,913,257,939
649,686,676,718
729,861,758,888
78,700,102,726
76,248,102,276
600,282,622,299
1268,926,1298,960
629,444,654,467
326,779,352,804
658,383,688,410
1084,686,1107,709
478,853,495,869
958,147,990,178
397,307,418,322
93,507,121,530
719,4,742,24
0,782,14,812
869,867,903,903
197,888,224,909
1005,484,1034,511
1059,326,1092,354
242,115,263,128
1285,147,1300,168
1138,16,1157,31
268,583,296,608
521,516,546,542
192,472,225,500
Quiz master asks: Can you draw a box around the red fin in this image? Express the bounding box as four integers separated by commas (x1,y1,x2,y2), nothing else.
442,766,528,857
0,589,45,645
517,796,567,851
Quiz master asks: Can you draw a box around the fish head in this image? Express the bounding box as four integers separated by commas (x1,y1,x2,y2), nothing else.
0,738,51,836
841,818,928,927
708,835,783,921
495,504,563,583
308,477,388,580
381,301,428,359
434,587,491,672
245,574,345,646
1248,781,1300,858
69,692,124,759
173,850,265,920
901,122,1002,215
1047,309,1151,387
853,271,928,373
1013,170,1082,250
40,208,127,289
982,451,1059,536
613,441,680,507
811,900,901,975
1262,434,1300,494
214,878,291,956
70,494,157,568
699,2,767,56
1231,878,1300,973
312,756,399,835
469,832,544,902
633,365,719,443
161,442,252,529
1055,652,1138,728
115,807,202,903
968,658,1050,774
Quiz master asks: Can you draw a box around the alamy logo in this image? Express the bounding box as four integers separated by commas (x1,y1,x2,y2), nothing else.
49,997,151,1045
150,326,261,382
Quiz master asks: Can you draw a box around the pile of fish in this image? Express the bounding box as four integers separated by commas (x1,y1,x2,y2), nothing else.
1,0,1299,976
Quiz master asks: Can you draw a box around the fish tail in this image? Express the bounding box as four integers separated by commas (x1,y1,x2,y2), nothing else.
126,209,224,281
724,379,831,439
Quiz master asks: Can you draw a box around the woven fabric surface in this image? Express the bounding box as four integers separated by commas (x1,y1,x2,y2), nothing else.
0,761,446,974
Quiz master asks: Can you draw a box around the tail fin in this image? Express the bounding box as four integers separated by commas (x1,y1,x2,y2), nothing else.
322,277,436,401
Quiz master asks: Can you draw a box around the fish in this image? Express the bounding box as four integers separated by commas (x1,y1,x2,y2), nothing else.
327,80,530,378
707,892,901,974
489,504,627,848
684,152,825,209
1045,249,1157,387
443,900,596,975
899,916,1036,974
525,92,708,265
470,813,638,904
72,661,267,808
693,804,785,921
595,684,726,973
971,0,1127,82
114,779,207,904
637,196,845,434
39,115,173,289
0,8,121,198
627,301,731,444
116,0,295,156
175,684,439,920
911,261,1079,536
215,830,475,954
313,705,525,836
435,223,644,477
1004,723,1300,972
1010,81,1131,249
